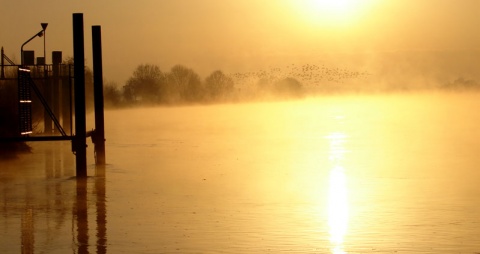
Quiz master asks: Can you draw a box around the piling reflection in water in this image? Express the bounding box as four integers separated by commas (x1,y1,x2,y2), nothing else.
21,208,34,254
74,165,107,254
76,177,89,253
326,132,349,254
95,165,107,254
0,143,107,253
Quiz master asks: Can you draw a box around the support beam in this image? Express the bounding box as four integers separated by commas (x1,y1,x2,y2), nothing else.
92,25,106,165
42,71,52,134
0,136,73,142
52,60,60,134
73,13,87,177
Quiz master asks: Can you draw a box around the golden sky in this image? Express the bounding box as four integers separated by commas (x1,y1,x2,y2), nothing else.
1,0,479,84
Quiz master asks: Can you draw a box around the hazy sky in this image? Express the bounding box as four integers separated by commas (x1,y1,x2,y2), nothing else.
1,0,479,85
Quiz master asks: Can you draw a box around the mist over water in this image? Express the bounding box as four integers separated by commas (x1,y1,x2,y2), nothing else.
2,91,480,253
2,1,480,252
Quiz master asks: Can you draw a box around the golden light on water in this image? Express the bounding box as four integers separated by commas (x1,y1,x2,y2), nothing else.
326,132,349,253
327,132,348,162
3,94,480,252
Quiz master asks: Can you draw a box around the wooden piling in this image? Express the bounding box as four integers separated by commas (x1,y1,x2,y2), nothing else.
92,26,106,165
73,13,87,177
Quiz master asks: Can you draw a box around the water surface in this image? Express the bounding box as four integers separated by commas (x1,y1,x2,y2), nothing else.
1,92,480,253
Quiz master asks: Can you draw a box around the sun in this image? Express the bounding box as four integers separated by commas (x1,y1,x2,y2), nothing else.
295,0,367,27
309,0,355,13
307,0,360,23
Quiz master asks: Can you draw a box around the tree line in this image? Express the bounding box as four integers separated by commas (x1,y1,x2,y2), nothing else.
103,64,304,108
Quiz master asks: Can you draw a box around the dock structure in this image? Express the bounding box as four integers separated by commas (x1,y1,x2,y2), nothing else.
0,13,106,177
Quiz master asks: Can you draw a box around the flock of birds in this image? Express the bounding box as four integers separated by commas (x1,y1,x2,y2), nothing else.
228,63,371,89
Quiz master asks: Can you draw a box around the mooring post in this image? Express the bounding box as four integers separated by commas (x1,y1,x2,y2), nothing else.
73,13,87,177
92,25,106,165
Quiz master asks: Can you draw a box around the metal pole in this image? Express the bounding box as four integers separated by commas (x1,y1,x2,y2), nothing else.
73,13,87,177
1,47,4,79
42,25,49,132
92,25,106,165
41,23,48,64
44,32,46,64
20,31,43,66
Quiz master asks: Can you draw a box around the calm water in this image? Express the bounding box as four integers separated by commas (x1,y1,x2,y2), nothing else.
1,92,480,253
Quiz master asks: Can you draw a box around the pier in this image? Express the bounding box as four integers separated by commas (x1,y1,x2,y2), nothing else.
0,13,106,176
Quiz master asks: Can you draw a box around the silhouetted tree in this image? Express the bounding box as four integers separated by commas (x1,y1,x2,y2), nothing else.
122,83,135,103
166,65,203,102
63,57,94,110
272,77,304,98
124,64,165,104
85,66,94,110
103,81,122,108
443,77,480,90
204,70,234,100
257,77,272,92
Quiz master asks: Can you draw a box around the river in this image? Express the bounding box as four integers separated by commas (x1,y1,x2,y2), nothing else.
1,92,480,253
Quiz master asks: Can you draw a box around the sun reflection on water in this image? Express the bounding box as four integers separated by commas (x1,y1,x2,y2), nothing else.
326,132,349,253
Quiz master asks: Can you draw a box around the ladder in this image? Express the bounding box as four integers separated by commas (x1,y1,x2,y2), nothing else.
17,66,67,136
